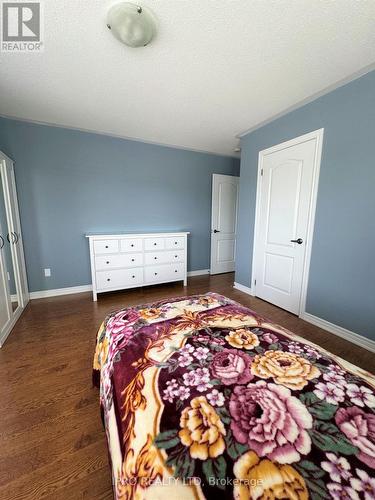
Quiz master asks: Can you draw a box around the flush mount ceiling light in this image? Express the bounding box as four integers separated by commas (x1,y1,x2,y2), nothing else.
106,2,156,48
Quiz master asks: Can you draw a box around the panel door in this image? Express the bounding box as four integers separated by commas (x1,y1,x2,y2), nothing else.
0,181,12,337
210,174,239,274
254,138,318,314
2,159,29,308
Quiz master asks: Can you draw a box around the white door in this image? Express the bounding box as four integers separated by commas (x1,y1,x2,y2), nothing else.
210,174,239,274
253,130,323,314
5,162,29,307
0,151,29,346
0,224,11,338
0,163,13,338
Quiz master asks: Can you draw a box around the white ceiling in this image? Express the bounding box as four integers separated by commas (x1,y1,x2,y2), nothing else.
1,0,375,156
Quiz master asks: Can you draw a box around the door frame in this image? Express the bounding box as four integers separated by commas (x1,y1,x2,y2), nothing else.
210,173,239,274
251,128,324,316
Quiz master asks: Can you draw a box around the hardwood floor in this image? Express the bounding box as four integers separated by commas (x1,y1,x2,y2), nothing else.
0,273,373,499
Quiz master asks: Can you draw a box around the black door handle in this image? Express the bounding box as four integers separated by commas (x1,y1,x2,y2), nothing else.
213,229,220,233
290,238,303,244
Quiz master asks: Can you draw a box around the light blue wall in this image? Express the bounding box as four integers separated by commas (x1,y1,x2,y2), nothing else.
0,118,239,292
236,70,375,340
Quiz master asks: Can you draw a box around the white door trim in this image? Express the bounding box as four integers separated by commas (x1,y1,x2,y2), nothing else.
251,128,324,316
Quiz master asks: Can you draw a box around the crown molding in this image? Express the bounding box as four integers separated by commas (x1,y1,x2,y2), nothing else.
236,62,375,139
0,113,239,159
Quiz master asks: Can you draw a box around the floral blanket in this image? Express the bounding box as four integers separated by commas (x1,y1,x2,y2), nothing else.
93,293,375,500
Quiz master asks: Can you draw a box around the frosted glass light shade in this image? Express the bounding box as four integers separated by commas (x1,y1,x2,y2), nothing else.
107,3,155,48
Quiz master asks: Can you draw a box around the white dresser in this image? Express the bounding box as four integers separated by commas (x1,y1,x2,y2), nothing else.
86,232,189,301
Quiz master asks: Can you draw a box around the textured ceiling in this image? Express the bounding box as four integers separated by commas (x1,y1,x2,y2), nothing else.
1,0,375,155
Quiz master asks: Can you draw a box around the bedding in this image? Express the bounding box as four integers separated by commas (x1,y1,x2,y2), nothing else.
93,293,375,500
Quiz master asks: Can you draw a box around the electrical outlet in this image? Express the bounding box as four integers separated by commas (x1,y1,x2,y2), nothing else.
44,268,51,277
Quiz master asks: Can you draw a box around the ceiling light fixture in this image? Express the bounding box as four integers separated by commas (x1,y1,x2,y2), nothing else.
106,2,156,48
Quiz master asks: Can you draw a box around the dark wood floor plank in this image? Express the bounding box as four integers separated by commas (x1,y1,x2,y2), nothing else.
0,406,105,486
0,387,98,440
0,273,373,500
0,440,108,500
49,467,113,500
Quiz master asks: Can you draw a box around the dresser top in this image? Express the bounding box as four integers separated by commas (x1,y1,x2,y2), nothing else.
86,231,190,239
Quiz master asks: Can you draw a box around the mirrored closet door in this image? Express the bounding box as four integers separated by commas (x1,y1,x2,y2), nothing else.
0,151,29,347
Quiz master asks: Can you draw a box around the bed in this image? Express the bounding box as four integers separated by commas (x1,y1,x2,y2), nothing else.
93,293,375,500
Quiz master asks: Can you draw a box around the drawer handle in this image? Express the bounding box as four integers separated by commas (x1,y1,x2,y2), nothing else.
153,243,157,246
107,278,111,282
106,261,110,264
131,244,134,247
132,275,135,278
174,241,177,245
154,272,158,275
154,256,157,260
105,245,109,248
131,258,135,262
175,270,178,273
175,255,178,258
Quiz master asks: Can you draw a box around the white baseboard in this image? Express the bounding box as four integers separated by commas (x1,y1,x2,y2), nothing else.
187,269,210,277
232,285,375,355
29,271,210,299
301,312,375,354
26,280,375,355
30,284,92,299
233,282,254,296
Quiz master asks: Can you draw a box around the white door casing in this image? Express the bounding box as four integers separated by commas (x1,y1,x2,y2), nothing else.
210,174,239,274
252,129,324,315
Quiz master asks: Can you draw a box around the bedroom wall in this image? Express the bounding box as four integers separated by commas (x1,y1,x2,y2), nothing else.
0,117,239,293
236,69,375,340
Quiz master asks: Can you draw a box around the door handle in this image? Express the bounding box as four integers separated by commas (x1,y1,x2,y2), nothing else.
0,236,4,249
7,232,16,244
290,238,303,244
213,229,220,233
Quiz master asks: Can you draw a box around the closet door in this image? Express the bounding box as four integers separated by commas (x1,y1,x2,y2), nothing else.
3,161,29,307
0,152,29,346
0,258,11,338
0,165,13,338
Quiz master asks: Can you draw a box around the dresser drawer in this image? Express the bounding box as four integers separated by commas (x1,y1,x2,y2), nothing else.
96,267,143,290
93,239,119,255
165,236,185,249
144,250,184,266
144,238,165,251
145,263,184,283
95,253,143,270
120,238,143,252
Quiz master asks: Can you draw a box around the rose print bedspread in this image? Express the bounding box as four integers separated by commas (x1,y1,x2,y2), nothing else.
93,293,375,500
